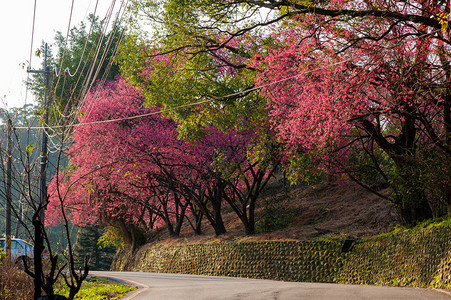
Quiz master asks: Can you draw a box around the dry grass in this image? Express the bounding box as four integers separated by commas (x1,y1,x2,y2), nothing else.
0,262,33,300
151,180,401,245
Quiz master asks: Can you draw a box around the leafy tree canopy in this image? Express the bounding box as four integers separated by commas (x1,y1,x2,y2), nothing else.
118,1,276,142
27,15,123,125
121,0,451,224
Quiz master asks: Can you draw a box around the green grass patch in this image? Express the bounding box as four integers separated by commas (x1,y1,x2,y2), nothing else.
54,277,136,300
379,217,451,237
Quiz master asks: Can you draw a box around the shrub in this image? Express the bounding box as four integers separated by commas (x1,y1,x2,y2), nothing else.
0,263,34,300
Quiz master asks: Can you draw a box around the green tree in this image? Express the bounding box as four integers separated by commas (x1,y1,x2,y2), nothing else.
73,226,115,271
27,15,123,124
118,1,271,140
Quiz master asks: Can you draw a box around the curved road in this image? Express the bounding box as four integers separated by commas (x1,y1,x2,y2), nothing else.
91,271,451,300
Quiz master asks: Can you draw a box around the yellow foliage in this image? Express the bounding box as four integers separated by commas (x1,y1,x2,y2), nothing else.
436,12,449,32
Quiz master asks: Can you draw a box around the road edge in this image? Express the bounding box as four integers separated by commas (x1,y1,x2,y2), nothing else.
434,288,451,297
91,273,149,300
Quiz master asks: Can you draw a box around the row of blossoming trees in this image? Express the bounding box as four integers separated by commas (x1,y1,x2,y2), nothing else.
47,0,451,248
47,77,279,248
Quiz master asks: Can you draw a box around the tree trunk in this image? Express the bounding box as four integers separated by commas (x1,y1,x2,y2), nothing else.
212,205,227,235
192,184,227,235
32,211,45,299
167,223,176,236
445,90,451,216
359,114,434,223
447,186,451,217
244,220,255,235
390,159,433,224
247,199,256,235
194,214,203,235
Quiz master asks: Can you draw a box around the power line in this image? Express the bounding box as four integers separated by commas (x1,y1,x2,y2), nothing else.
65,0,100,79
74,1,129,126
14,56,353,131
51,0,130,140
29,0,38,68
28,0,129,140
19,21,440,133
23,0,38,111
79,0,117,98
54,1,126,122
52,0,76,93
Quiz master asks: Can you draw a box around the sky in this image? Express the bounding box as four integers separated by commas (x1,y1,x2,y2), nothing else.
0,1,125,110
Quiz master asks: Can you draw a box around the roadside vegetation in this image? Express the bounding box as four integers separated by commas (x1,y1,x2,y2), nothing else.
54,278,135,300
2,0,451,296
0,212,132,299
0,261,33,300
0,255,135,300
39,0,450,255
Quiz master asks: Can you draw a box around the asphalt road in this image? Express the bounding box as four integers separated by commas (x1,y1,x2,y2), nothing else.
90,271,451,300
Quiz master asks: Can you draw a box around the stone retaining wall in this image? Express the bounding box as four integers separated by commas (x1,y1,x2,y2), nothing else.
112,224,451,289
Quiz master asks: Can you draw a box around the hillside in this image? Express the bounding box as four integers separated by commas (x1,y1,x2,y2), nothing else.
152,180,401,245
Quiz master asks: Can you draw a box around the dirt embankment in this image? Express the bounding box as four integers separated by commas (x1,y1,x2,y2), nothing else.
151,181,401,246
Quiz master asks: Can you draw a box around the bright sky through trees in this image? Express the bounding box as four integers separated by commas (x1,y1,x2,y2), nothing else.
0,1,123,109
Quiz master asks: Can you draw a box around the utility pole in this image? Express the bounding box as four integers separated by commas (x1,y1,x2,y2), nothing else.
14,194,24,238
27,43,51,222
5,119,13,264
27,42,51,299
